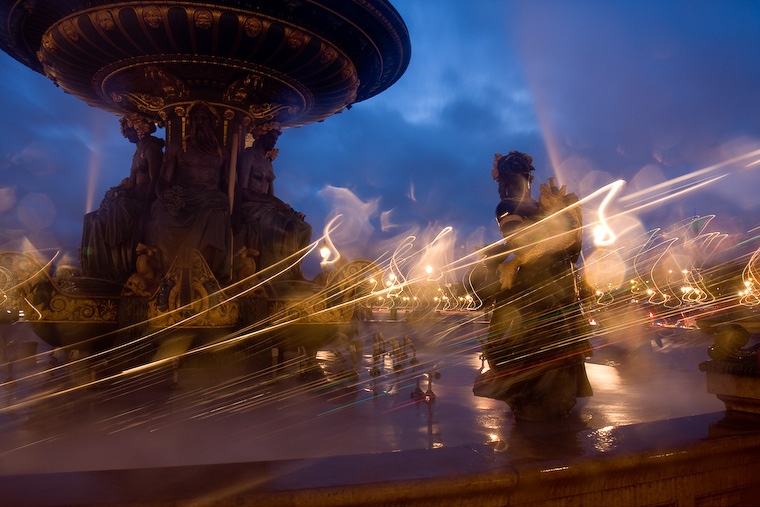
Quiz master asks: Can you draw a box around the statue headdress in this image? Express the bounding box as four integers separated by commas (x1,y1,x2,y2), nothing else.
493,151,535,201
186,100,220,125
250,121,282,138
120,114,157,139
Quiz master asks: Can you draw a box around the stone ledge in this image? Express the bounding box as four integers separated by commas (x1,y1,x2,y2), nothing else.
704,370,760,414
2,411,760,506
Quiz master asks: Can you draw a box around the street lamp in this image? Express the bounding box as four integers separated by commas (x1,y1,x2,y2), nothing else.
320,242,332,271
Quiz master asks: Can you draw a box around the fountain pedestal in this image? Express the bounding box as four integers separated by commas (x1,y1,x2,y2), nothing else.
698,322,760,414
701,363,760,414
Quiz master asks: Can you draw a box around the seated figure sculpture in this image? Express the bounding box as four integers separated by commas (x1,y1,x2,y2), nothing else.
234,127,311,282
473,151,593,421
80,115,163,281
146,101,231,280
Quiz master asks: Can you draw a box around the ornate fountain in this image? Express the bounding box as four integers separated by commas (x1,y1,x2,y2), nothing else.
0,1,408,366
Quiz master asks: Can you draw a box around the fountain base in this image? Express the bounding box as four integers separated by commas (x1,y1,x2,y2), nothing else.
702,366,760,414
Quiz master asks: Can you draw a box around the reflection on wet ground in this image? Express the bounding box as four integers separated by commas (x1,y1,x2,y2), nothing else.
0,318,726,476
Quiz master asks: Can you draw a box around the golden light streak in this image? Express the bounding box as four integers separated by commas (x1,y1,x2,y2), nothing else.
21,296,42,319
592,180,625,246
0,249,59,296
319,215,343,266
740,248,760,306
1,239,324,402
621,148,760,203
3,156,758,437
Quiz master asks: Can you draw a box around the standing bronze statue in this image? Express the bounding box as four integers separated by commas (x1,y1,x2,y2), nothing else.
80,115,164,281
473,151,593,421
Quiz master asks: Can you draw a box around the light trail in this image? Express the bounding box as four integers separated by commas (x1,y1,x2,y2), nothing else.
740,247,760,306
319,215,343,266
592,180,625,247
620,148,760,203
3,152,760,458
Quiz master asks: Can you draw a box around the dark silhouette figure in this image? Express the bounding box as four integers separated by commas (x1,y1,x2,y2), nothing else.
81,115,163,281
473,151,593,421
234,128,311,281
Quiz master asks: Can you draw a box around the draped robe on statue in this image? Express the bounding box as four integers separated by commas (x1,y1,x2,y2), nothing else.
233,132,311,282
474,203,593,420
80,134,163,281
235,191,312,280
473,152,592,421
147,141,231,280
81,184,142,281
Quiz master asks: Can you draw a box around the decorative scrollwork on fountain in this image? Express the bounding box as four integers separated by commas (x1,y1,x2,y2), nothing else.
0,251,120,324
105,66,189,114
224,74,264,104
249,102,300,121
271,259,383,325
110,92,165,114
147,250,238,329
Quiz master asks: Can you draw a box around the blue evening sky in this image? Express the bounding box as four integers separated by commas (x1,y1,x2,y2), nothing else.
1,1,759,277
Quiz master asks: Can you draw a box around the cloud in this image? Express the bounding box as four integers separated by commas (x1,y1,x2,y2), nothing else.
1,1,760,271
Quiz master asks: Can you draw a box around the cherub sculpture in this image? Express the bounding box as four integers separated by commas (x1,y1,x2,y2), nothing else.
232,247,262,292
122,243,163,297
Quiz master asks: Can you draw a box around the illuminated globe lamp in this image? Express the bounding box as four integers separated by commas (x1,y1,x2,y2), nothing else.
0,1,410,356
319,242,333,270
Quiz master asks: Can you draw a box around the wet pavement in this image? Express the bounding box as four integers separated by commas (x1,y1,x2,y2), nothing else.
0,315,726,477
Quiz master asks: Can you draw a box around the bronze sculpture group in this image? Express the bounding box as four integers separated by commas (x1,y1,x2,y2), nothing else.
235,128,312,283
81,101,311,293
473,151,593,421
81,115,164,282
0,0,407,379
